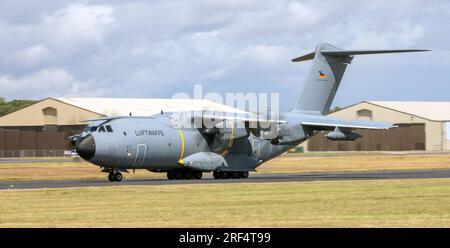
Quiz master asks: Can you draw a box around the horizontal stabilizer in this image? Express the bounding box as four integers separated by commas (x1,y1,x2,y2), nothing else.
321,49,430,57
291,52,315,62
292,48,429,62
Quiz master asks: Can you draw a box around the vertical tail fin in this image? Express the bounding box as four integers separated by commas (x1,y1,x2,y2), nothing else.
291,43,429,115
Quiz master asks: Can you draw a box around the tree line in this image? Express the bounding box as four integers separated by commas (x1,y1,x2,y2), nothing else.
0,97,36,117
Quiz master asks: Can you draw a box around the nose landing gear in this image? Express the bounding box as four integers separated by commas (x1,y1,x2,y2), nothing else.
107,170,123,182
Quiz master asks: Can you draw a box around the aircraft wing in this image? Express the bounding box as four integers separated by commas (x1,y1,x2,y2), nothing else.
81,114,159,123
191,111,286,128
201,112,285,123
299,115,396,130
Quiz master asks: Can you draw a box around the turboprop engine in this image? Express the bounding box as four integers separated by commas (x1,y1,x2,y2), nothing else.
270,123,306,145
200,119,249,153
325,127,362,141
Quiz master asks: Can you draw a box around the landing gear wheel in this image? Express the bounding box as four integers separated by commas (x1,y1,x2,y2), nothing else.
194,172,203,179
167,171,175,180
213,171,221,179
241,171,249,179
175,171,183,180
185,171,193,179
114,172,123,182
108,173,115,182
232,172,241,179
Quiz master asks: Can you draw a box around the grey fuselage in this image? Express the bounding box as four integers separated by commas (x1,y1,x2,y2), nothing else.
80,113,296,172
75,42,421,173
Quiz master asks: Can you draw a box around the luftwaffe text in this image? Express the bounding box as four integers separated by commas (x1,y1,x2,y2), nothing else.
135,130,164,136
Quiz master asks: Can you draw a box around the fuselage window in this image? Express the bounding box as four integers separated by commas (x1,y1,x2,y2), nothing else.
98,126,106,132
106,125,113,132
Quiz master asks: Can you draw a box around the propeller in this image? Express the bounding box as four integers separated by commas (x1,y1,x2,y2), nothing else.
200,120,249,154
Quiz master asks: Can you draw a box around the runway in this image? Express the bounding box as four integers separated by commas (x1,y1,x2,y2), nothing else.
2,169,450,190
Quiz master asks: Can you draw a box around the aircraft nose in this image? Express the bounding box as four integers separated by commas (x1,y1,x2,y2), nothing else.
75,134,96,160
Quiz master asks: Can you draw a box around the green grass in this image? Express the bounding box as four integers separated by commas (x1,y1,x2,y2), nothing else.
1,178,450,227
0,162,164,181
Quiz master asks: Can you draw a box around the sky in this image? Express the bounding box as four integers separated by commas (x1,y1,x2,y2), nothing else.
0,0,449,111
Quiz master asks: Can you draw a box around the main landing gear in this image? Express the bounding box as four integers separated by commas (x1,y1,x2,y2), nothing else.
166,170,250,180
108,171,123,182
213,171,249,179
167,170,203,180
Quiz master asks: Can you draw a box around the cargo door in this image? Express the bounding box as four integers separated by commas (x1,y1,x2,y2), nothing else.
134,144,147,166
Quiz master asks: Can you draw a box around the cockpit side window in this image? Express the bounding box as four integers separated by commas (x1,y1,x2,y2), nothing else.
89,124,111,133
106,125,113,132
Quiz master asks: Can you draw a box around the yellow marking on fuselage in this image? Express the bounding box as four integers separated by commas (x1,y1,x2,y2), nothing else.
229,126,234,147
220,126,234,157
178,129,185,165
220,149,230,157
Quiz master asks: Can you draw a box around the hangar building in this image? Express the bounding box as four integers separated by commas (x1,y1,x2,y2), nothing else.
2,98,449,156
305,101,450,152
0,97,245,157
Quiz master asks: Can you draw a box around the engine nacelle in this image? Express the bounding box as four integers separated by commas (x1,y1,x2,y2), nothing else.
325,130,361,141
203,119,249,140
270,123,306,145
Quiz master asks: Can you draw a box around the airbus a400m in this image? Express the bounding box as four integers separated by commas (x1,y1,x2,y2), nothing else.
72,43,428,182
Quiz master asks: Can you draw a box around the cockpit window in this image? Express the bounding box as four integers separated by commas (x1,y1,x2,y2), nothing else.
105,125,113,132
87,125,112,133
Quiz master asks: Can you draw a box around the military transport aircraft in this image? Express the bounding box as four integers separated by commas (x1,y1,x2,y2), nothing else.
73,43,428,182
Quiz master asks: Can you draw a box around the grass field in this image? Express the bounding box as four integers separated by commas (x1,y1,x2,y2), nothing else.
1,153,450,181
1,178,450,227
260,153,450,173
0,162,165,181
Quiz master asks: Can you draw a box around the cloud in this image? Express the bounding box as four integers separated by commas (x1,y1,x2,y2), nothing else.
349,21,424,49
41,3,114,49
0,0,448,109
0,68,107,100
15,45,50,67
286,1,325,26
0,3,114,71
234,45,288,65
